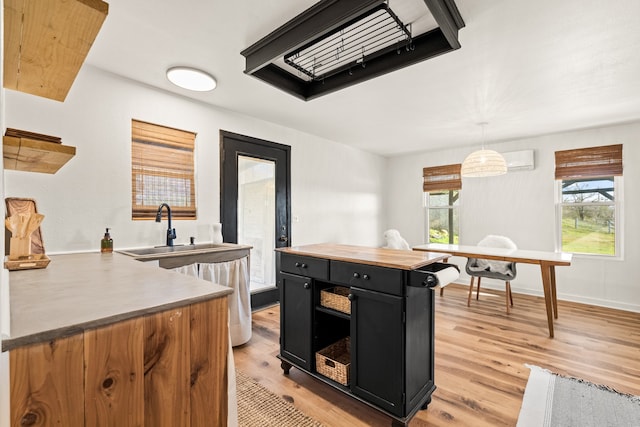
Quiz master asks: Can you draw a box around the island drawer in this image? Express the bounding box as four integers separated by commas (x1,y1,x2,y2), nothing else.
280,253,329,280
330,261,403,296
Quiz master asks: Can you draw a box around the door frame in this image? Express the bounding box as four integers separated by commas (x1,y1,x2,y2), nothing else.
220,130,291,309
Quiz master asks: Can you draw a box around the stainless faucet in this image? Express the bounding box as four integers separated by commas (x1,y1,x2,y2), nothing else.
155,203,176,246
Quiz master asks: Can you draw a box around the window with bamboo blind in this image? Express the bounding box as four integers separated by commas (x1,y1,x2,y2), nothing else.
555,144,623,257
131,120,197,220
423,164,461,244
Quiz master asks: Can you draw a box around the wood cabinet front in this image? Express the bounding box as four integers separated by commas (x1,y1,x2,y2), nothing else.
10,297,228,426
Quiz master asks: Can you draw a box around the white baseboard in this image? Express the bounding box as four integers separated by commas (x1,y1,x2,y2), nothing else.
448,280,640,314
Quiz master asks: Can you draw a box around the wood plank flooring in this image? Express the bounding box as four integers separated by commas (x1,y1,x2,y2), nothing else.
233,284,640,426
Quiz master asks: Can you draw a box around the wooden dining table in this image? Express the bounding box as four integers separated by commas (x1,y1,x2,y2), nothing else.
413,243,573,337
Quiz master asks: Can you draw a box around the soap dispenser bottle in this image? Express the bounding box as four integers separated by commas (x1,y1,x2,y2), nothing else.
101,228,113,253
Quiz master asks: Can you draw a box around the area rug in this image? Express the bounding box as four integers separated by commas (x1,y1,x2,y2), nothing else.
517,364,640,427
236,370,324,427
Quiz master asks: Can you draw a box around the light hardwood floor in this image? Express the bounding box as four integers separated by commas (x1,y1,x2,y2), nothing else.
233,284,640,426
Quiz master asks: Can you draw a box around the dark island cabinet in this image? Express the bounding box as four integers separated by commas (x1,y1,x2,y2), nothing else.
276,245,448,427
279,272,313,370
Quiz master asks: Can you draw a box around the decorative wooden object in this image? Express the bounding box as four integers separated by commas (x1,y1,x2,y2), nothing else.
3,129,76,174
5,197,45,254
10,298,229,426
3,0,109,101
4,197,50,270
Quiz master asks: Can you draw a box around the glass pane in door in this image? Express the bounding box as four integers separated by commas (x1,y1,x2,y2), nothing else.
237,155,276,292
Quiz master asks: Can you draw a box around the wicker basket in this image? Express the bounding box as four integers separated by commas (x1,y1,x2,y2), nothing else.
320,287,351,314
316,337,351,385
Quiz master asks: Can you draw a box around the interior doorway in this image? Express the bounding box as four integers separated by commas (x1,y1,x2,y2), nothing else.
220,131,291,308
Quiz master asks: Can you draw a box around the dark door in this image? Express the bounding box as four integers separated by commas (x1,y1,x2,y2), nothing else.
350,286,405,417
220,131,291,308
279,272,313,371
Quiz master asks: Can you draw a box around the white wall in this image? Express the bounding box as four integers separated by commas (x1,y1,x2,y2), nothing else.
387,124,640,312
3,65,387,253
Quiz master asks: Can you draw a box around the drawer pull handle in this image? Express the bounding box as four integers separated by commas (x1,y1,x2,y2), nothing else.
304,282,310,289
295,262,308,268
363,274,370,280
348,293,355,301
353,272,360,278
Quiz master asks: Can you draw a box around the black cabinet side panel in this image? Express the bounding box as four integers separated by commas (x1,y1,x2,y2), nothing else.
405,286,435,411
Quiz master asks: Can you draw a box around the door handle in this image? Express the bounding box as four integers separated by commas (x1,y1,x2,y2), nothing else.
279,235,289,242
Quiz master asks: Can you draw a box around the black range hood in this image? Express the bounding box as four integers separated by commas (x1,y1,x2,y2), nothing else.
241,0,465,101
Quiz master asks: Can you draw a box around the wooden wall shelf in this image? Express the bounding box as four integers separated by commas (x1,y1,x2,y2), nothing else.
3,0,109,101
3,135,76,174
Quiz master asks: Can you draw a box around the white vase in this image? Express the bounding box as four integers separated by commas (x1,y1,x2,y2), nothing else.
212,223,223,244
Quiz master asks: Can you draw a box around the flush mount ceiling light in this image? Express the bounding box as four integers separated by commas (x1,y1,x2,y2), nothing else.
461,123,507,178
241,0,464,101
166,67,217,92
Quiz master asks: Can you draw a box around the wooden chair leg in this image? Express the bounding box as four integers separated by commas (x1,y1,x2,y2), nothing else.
467,277,475,307
508,282,514,306
476,277,482,300
504,281,514,314
440,287,444,297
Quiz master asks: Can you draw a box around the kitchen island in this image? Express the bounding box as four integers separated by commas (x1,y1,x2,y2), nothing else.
2,252,232,426
275,243,454,427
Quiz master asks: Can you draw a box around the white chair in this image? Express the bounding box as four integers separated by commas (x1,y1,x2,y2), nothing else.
383,229,410,250
465,235,518,314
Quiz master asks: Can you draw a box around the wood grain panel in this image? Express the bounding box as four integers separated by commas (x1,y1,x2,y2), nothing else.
144,307,191,427
235,285,640,427
85,317,144,426
10,334,84,426
4,0,108,101
190,298,229,426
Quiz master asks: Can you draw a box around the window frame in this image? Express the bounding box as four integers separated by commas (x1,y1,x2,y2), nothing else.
422,164,461,245
554,144,623,259
131,119,197,220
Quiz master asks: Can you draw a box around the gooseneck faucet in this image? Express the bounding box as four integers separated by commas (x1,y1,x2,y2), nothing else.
155,203,176,247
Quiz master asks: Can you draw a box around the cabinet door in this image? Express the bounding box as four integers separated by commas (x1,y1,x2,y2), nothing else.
350,287,404,417
280,272,313,371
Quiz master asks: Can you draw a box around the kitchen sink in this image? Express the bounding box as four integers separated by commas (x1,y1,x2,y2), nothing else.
118,243,228,257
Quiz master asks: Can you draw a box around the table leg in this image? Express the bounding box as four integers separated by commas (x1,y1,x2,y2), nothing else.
540,263,554,338
550,265,558,319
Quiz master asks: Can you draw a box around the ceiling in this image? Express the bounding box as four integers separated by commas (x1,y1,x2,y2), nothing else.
85,0,640,157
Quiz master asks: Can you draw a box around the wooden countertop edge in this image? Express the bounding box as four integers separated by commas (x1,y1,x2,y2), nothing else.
276,244,451,270
2,288,232,352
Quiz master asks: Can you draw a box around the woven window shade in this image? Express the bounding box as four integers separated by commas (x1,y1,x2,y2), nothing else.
131,120,196,219
555,144,623,180
423,164,462,192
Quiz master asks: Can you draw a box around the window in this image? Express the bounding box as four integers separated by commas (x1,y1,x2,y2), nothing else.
555,144,623,256
131,120,197,220
423,164,461,244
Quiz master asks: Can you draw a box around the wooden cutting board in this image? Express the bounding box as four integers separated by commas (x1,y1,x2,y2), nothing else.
5,198,45,254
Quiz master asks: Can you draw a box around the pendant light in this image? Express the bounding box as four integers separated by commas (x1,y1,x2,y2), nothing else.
461,122,507,177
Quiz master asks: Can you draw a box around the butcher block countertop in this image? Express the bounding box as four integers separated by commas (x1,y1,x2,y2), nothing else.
276,243,449,270
2,252,232,352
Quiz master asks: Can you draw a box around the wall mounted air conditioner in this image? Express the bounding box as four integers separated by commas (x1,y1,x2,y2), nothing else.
503,150,535,171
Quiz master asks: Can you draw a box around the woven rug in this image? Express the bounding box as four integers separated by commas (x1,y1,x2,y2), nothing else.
236,370,324,427
517,364,640,427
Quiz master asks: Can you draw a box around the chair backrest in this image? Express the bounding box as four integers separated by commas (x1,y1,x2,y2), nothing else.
383,229,410,250
466,235,517,278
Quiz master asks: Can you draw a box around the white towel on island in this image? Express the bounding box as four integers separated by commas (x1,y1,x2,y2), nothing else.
199,257,251,347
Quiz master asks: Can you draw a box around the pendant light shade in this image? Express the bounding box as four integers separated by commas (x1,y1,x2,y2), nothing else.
461,149,507,177
461,122,507,177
